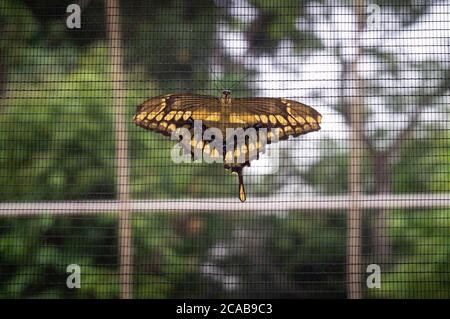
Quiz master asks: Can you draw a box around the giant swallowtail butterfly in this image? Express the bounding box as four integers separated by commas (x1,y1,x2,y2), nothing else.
133,91,322,202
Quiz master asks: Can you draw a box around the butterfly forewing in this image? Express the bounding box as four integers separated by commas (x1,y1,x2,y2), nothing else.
134,94,220,135
232,98,322,136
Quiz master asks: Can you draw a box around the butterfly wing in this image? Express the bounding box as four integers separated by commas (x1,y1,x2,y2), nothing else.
134,93,227,161
231,97,322,140
133,93,221,136
221,97,322,166
134,94,322,202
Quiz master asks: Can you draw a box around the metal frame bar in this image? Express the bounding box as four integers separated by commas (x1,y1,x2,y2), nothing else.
1,194,449,216
347,0,365,299
105,0,132,300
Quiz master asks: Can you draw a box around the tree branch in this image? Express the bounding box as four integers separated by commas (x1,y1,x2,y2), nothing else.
385,72,450,156
336,45,376,155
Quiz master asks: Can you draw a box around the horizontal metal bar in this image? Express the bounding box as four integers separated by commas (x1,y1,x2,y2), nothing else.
0,194,449,216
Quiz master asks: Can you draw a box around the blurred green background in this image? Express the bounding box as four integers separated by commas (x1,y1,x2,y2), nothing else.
0,0,449,298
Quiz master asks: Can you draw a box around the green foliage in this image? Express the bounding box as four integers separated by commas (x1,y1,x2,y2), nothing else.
0,44,116,200
124,0,217,91
0,0,448,299
393,132,450,193
369,209,450,298
305,151,349,194
247,0,323,52
0,0,39,54
0,215,119,298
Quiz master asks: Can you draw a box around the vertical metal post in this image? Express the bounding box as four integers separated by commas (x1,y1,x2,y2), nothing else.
347,0,365,299
105,0,133,299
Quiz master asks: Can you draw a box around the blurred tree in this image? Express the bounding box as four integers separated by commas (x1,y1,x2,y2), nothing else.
232,0,450,264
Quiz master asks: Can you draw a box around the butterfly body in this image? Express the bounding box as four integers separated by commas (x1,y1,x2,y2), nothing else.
133,91,322,202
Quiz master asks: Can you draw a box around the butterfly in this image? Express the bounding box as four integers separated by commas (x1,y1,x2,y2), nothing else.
133,90,322,202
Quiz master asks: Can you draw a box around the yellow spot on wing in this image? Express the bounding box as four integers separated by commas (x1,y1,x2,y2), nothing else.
294,116,306,125
276,115,288,125
175,111,184,121
167,124,176,132
269,115,277,125
164,111,177,121
155,113,164,121
205,112,221,122
309,121,320,129
287,115,297,126
229,113,246,124
317,115,322,124
305,116,316,124
136,112,147,121
260,115,268,124
183,111,192,121
284,126,293,134
147,104,165,120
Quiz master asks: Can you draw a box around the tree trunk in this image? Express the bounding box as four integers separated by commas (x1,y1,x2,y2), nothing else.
372,152,393,264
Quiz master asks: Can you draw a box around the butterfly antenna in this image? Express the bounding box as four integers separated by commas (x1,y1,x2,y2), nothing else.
209,64,222,94
230,71,251,93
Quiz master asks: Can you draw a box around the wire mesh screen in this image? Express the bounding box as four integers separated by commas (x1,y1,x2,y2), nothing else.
0,0,449,299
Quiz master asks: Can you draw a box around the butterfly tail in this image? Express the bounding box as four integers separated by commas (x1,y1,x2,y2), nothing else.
237,168,246,202
225,164,249,202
